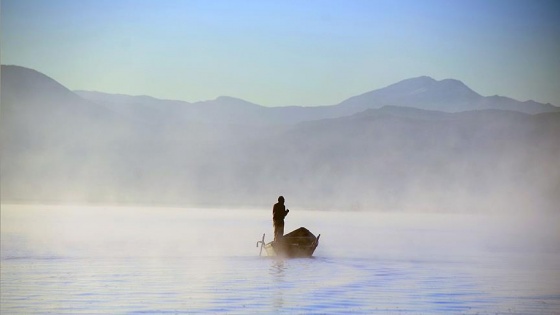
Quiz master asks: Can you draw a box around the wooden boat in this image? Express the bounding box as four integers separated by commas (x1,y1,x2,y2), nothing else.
257,227,320,258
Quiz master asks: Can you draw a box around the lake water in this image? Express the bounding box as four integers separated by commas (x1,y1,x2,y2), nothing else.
1,205,559,314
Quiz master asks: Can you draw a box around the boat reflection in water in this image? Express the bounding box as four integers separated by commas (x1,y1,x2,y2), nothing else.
257,227,320,258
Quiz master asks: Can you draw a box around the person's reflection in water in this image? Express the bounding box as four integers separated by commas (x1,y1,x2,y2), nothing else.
270,259,286,310
273,196,289,242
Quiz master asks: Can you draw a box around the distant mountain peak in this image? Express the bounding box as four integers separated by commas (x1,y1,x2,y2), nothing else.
2,64,74,94
215,96,247,102
439,78,463,84
203,96,263,108
383,76,437,91
401,75,436,83
336,75,487,112
438,78,476,90
387,76,475,94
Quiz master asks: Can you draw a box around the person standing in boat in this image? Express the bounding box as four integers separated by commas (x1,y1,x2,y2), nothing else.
273,196,289,241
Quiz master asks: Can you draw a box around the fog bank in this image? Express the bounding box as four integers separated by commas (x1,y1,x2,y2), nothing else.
2,65,559,212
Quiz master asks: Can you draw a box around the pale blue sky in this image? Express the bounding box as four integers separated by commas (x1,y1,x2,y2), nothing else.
2,0,559,106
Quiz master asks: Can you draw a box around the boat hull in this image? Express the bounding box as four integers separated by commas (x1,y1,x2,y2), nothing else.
263,227,320,258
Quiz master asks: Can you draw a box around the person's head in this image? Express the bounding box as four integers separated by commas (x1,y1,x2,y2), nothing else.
278,196,285,204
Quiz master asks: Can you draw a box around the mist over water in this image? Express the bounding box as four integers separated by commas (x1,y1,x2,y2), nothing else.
2,204,559,314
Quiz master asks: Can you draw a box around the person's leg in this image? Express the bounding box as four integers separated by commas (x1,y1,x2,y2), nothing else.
274,223,284,241
279,224,284,238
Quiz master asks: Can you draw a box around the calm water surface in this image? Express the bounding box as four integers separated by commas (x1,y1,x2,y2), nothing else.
1,205,559,314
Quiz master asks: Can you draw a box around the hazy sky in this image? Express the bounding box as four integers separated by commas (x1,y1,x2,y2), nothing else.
2,0,559,106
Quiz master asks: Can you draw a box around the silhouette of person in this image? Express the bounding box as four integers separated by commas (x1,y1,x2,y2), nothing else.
273,196,289,241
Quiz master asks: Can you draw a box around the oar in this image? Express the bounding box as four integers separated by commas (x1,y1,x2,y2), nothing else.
256,233,266,256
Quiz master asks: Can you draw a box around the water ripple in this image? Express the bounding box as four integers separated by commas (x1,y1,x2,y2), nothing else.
2,255,560,314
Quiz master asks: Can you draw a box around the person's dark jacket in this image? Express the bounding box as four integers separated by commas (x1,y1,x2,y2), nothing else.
273,202,288,224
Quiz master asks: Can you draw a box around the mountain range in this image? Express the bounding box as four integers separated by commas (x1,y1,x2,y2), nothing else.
1,65,559,211
73,73,558,126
